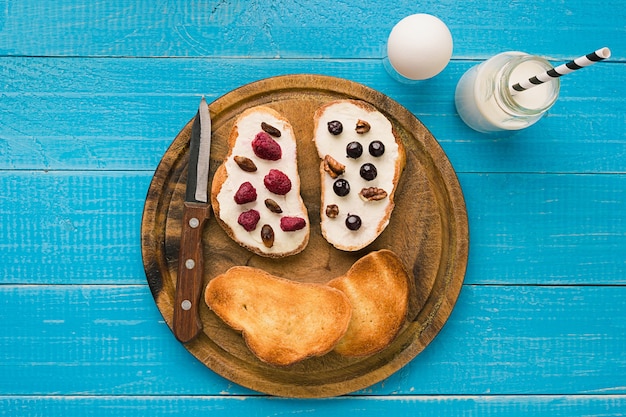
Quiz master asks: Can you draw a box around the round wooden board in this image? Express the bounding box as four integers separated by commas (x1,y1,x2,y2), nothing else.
141,74,469,398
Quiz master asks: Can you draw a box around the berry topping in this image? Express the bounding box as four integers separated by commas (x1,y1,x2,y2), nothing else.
234,181,257,204
346,141,363,158
327,120,343,135
346,214,362,231
264,169,292,195
280,216,306,232
238,209,260,231
360,163,377,181
369,140,385,157
252,131,282,160
333,178,350,196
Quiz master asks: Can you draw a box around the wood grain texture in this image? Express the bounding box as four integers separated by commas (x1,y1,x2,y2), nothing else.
2,172,623,286
1,59,623,174
0,0,623,59
1,285,625,396
0,171,151,284
0,0,624,412
172,202,211,343
1,395,626,417
141,75,468,397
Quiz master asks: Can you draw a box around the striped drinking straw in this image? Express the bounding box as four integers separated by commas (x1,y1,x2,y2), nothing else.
510,47,611,94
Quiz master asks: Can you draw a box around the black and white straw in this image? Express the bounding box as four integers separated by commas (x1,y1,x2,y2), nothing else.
510,47,611,94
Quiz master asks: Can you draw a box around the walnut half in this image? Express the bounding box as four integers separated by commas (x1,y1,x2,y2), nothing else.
323,154,345,178
325,204,339,218
360,187,388,201
355,119,371,134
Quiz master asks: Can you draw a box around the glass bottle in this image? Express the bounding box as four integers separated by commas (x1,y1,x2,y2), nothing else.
455,52,560,133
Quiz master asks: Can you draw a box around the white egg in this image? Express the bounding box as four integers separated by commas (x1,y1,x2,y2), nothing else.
386,14,453,80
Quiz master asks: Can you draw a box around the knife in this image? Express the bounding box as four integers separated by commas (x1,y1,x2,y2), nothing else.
173,97,212,343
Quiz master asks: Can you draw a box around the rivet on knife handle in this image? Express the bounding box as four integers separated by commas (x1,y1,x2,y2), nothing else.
173,203,210,342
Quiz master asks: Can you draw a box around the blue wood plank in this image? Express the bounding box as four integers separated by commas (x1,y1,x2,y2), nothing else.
1,59,623,173
0,0,624,60
0,171,152,284
0,0,624,413
1,171,624,285
464,173,626,284
0,285,625,396
1,395,625,417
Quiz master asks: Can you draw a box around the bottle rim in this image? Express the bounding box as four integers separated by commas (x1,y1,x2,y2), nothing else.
496,54,561,117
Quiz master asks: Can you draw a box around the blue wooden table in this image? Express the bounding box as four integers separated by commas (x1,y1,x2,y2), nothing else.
1,1,625,415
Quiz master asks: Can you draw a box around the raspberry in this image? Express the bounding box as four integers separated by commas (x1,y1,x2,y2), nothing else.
237,209,260,231
264,169,291,195
252,132,282,161
234,181,257,204
280,216,306,232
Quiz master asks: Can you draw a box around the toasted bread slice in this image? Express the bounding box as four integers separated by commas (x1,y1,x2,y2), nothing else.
313,100,406,251
204,266,352,366
327,249,410,357
211,106,309,258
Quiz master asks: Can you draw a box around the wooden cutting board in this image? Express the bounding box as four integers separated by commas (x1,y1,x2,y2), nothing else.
141,74,469,398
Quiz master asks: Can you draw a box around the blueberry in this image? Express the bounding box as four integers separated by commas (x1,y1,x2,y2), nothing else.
333,179,350,196
346,214,362,230
327,120,343,135
346,141,363,158
369,140,385,157
360,163,377,181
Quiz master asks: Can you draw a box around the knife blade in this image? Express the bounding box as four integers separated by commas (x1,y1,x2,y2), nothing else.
173,97,212,343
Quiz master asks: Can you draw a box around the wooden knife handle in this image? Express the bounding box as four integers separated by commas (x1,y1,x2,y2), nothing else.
173,202,211,343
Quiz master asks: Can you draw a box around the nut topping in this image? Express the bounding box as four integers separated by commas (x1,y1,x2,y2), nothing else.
360,187,388,201
325,204,339,218
355,119,371,134
261,224,275,248
323,154,346,178
264,198,283,214
234,155,257,172
261,122,281,137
